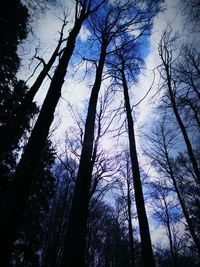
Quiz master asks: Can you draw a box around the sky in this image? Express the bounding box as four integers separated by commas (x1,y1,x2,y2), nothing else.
18,0,198,248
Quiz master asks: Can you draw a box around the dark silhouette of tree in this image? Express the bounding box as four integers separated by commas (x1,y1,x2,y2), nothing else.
174,45,200,130
144,117,200,255
105,27,158,264
114,150,137,267
86,198,135,267
41,156,77,267
155,246,199,267
150,181,181,267
158,30,200,184
0,0,28,89
12,139,56,266
0,80,38,208
120,56,154,267
0,0,30,188
0,1,105,265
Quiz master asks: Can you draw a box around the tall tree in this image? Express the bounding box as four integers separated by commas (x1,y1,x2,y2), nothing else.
106,23,159,263
120,54,154,267
158,30,200,183
150,181,180,267
0,0,30,187
144,117,200,254
115,150,136,267
12,139,56,266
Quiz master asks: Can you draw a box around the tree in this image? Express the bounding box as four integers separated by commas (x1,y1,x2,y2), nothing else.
0,0,31,193
144,117,200,255
114,149,137,267
158,30,200,184
0,0,28,89
105,22,159,264
174,45,200,129
150,181,181,267
86,198,134,267
12,139,56,267
0,80,38,208
118,52,155,266
41,156,77,267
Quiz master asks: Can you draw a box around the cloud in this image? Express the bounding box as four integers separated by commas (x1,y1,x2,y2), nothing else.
78,25,91,42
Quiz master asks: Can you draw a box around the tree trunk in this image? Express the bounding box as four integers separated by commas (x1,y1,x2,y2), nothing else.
60,43,107,267
164,202,178,267
121,65,155,267
127,181,135,267
165,61,200,184
0,14,85,267
164,146,200,255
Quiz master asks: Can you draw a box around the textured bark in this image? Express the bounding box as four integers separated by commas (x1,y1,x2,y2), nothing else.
0,28,64,162
121,64,155,267
0,11,86,266
60,42,107,267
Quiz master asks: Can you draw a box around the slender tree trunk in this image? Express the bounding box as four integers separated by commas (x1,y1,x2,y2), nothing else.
0,27,64,163
164,146,200,255
127,181,135,267
164,203,178,267
121,65,155,267
164,61,200,184
60,43,107,267
187,101,200,130
0,13,85,267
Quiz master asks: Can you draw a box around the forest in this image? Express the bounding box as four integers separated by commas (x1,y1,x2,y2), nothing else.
0,0,200,266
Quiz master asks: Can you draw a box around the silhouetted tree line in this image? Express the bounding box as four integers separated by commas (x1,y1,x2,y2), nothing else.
0,0,199,267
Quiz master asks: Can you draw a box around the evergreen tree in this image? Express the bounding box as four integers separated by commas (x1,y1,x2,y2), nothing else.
0,0,29,89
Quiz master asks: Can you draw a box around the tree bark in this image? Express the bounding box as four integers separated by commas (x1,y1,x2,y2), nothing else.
60,42,107,267
121,64,155,267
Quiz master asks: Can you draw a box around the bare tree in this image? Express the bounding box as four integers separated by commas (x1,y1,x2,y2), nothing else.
158,30,200,184
174,45,200,131
115,149,137,267
144,117,200,255
105,26,158,264
150,181,180,267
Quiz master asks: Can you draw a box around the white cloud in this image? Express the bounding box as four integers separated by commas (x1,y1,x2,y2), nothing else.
78,25,91,42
